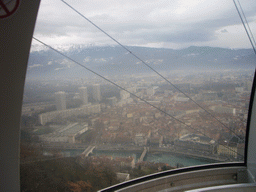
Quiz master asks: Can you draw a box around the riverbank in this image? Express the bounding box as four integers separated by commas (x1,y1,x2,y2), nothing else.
95,145,226,162
41,143,230,163
148,147,226,162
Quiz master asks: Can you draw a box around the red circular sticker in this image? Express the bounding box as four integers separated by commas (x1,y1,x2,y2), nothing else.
0,0,20,19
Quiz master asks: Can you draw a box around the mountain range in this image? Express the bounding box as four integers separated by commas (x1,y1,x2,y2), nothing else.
26,45,256,80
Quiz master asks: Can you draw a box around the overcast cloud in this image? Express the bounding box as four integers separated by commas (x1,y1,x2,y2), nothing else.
33,0,256,49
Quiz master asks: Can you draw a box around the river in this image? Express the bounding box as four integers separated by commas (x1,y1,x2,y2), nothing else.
56,149,217,167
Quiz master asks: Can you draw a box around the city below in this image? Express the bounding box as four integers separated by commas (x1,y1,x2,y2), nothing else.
21,69,252,188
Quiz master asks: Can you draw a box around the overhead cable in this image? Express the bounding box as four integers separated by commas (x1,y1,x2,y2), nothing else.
237,0,256,49
233,0,256,55
32,37,244,158
60,0,244,142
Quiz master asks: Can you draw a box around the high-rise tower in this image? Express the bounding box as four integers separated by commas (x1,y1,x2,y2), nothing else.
92,84,101,102
55,91,66,111
79,87,88,105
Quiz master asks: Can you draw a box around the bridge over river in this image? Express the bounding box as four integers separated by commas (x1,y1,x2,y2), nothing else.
81,145,96,157
138,147,148,163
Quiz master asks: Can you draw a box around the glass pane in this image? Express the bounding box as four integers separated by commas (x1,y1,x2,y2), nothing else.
20,0,256,191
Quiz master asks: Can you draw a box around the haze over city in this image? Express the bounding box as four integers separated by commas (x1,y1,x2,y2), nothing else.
20,0,256,191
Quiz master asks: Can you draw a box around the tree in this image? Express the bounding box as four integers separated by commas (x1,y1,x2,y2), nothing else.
68,181,92,192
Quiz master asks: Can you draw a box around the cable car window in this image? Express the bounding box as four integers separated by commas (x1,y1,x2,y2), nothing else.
20,0,256,191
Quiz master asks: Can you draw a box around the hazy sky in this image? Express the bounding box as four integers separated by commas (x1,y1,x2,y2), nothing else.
33,0,256,49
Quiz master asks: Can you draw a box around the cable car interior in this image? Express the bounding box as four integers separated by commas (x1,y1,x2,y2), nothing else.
1,0,256,191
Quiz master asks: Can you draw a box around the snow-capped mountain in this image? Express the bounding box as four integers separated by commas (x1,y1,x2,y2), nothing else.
27,45,256,80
